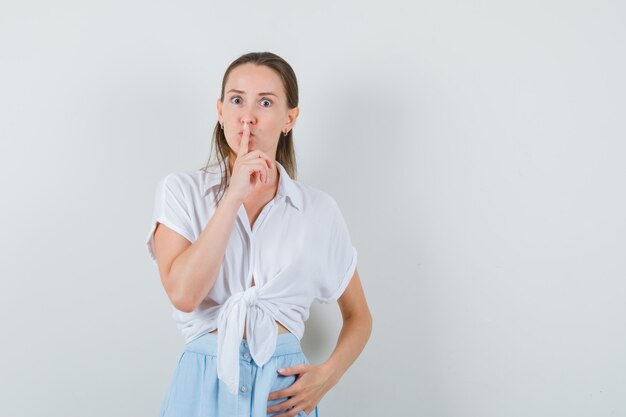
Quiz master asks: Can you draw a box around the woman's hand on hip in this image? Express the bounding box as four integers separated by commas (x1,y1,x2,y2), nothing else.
267,363,336,417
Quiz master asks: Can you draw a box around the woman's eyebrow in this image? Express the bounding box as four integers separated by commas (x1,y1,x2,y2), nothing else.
226,89,278,97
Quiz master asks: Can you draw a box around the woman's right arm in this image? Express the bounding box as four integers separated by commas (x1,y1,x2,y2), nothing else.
153,121,272,313
153,193,242,313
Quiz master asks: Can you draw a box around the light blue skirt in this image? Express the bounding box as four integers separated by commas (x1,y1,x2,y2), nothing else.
159,331,319,417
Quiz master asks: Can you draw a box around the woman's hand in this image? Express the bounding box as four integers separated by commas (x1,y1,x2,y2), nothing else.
266,363,337,417
226,121,275,204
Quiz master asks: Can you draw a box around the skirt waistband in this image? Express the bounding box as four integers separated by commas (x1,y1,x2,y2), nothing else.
184,331,303,358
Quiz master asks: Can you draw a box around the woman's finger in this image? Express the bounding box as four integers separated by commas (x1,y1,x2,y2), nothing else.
267,397,300,415
240,149,275,171
237,121,250,157
242,159,270,184
268,382,300,403
271,405,306,417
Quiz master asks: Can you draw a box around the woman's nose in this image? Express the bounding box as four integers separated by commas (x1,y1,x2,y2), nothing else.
241,116,255,126
240,105,257,125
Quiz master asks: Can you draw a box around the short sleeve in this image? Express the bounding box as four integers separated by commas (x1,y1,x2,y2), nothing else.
145,173,195,263
316,197,358,304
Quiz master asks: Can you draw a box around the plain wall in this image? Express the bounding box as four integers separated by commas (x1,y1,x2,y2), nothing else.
1,1,625,416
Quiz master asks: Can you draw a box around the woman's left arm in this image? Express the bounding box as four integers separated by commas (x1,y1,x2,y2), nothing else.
267,267,373,416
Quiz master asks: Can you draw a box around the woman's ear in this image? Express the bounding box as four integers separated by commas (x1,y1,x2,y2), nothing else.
286,106,300,130
216,99,223,122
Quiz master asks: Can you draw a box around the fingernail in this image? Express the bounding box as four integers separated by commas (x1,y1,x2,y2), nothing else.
277,368,285,373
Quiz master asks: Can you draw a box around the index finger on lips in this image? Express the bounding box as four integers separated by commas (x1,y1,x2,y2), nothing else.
238,121,250,157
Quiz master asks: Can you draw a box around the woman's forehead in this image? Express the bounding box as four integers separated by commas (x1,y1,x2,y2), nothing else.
225,64,283,95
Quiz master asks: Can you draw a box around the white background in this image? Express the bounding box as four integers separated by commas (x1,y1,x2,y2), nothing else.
1,1,625,416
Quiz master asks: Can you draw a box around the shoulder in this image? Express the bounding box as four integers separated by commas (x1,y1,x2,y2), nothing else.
293,180,342,215
158,169,207,195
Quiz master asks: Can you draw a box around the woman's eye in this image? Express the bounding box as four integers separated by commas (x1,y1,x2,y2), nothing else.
231,97,242,104
260,99,272,107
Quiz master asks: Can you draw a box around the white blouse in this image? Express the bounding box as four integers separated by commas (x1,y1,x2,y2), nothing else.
145,157,358,395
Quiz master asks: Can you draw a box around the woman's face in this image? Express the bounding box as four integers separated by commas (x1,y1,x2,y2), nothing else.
217,63,299,161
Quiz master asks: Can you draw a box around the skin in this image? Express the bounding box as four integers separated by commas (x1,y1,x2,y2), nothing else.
153,63,370,414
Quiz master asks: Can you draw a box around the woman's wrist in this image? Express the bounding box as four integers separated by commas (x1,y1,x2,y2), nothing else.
220,191,243,210
319,361,342,389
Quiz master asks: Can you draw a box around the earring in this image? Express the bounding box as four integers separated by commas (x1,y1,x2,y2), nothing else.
283,130,288,137
220,122,224,130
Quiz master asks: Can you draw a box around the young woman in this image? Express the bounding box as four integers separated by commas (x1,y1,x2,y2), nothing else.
146,51,372,417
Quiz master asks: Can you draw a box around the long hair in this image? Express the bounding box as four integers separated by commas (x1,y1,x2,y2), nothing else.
200,52,299,204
